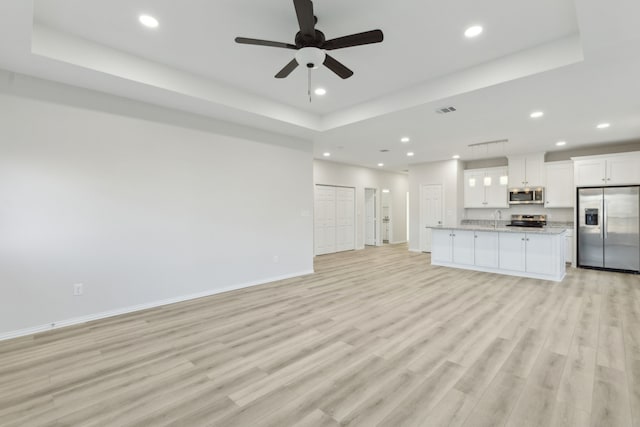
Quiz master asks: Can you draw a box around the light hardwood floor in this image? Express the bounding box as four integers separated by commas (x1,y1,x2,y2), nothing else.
1,244,639,426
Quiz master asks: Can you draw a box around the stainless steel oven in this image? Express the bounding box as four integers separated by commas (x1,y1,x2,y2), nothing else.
509,188,544,205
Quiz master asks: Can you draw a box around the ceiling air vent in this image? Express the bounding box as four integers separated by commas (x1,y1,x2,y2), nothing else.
380,149,390,152
436,106,457,114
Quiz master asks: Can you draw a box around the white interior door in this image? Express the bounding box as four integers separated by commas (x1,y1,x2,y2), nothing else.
336,187,355,252
420,184,443,252
314,185,337,255
365,188,377,246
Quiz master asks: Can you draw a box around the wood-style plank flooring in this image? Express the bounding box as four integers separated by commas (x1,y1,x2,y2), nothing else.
1,244,640,426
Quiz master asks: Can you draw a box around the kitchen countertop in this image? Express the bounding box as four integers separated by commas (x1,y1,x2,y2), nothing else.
427,225,567,235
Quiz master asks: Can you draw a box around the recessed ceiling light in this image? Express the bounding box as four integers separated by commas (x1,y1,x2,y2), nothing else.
139,14,159,28
464,25,483,38
323,152,331,157
378,163,384,167
597,123,611,129
382,189,390,193
315,88,327,96
407,152,415,157
530,111,544,119
401,137,410,143
453,155,461,159
555,141,567,146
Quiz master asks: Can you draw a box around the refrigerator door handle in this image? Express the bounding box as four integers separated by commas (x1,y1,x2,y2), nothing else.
603,199,608,239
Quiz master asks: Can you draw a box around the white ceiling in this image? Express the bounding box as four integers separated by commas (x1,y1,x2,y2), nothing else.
1,0,639,172
32,0,579,115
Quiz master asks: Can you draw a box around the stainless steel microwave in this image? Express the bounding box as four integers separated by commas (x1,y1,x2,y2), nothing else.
509,188,544,205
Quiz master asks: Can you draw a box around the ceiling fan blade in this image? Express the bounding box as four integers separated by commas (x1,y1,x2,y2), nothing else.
275,59,299,78
235,37,297,49
323,29,384,50
293,0,315,37
323,55,353,79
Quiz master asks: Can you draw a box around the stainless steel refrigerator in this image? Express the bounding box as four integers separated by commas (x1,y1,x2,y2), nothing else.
578,186,640,272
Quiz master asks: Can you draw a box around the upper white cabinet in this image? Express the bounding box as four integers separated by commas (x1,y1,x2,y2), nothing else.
573,152,640,187
508,153,545,187
464,167,509,208
544,161,574,208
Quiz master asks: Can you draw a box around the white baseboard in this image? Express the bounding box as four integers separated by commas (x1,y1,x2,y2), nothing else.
409,248,424,253
390,240,408,245
0,269,315,342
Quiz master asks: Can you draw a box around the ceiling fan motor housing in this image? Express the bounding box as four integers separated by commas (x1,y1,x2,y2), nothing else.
295,47,326,69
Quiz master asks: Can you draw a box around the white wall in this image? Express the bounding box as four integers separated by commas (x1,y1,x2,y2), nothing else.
0,73,314,338
408,160,464,252
313,160,408,248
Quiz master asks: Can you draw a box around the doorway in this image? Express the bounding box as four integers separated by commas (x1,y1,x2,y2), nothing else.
419,184,443,252
381,189,392,244
365,188,377,246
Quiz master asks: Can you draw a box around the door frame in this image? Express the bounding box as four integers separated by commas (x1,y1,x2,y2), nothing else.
419,184,444,252
381,190,392,244
364,187,378,246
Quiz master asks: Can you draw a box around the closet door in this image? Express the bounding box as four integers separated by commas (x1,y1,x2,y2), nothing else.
336,187,355,252
314,186,337,255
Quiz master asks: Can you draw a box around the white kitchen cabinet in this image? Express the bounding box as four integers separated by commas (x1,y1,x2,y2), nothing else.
525,234,556,275
574,159,605,187
452,230,475,265
508,153,545,187
499,232,526,272
573,152,640,187
606,156,640,185
464,167,508,208
544,161,574,207
474,231,499,268
431,229,453,263
484,168,510,207
499,232,562,275
431,228,566,281
431,229,474,265
464,170,487,208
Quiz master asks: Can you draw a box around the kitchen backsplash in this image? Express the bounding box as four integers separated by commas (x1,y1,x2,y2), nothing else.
464,205,574,223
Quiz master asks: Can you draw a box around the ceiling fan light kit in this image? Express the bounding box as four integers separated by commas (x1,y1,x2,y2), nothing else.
295,47,326,70
235,0,383,82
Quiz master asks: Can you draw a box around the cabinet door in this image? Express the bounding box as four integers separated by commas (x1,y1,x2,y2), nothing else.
431,229,453,263
524,155,544,187
545,162,574,207
508,156,527,187
484,168,509,208
607,155,640,185
574,159,606,187
499,233,526,271
452,230,475,265
474,232,499,268
525,234,555,275
464,170,487,208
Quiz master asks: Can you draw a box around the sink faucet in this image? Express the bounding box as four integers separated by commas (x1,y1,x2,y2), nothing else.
493,210,502,228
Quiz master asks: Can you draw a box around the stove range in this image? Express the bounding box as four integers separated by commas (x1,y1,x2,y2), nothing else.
506,214,547,228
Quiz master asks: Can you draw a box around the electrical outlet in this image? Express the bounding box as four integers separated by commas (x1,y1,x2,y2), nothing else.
73,283,84,296
272,255,279,263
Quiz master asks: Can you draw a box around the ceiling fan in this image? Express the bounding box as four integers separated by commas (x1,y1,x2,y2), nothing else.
235,0,384,79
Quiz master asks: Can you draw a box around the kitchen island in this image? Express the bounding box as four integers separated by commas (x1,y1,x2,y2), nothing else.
428,225,567,282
